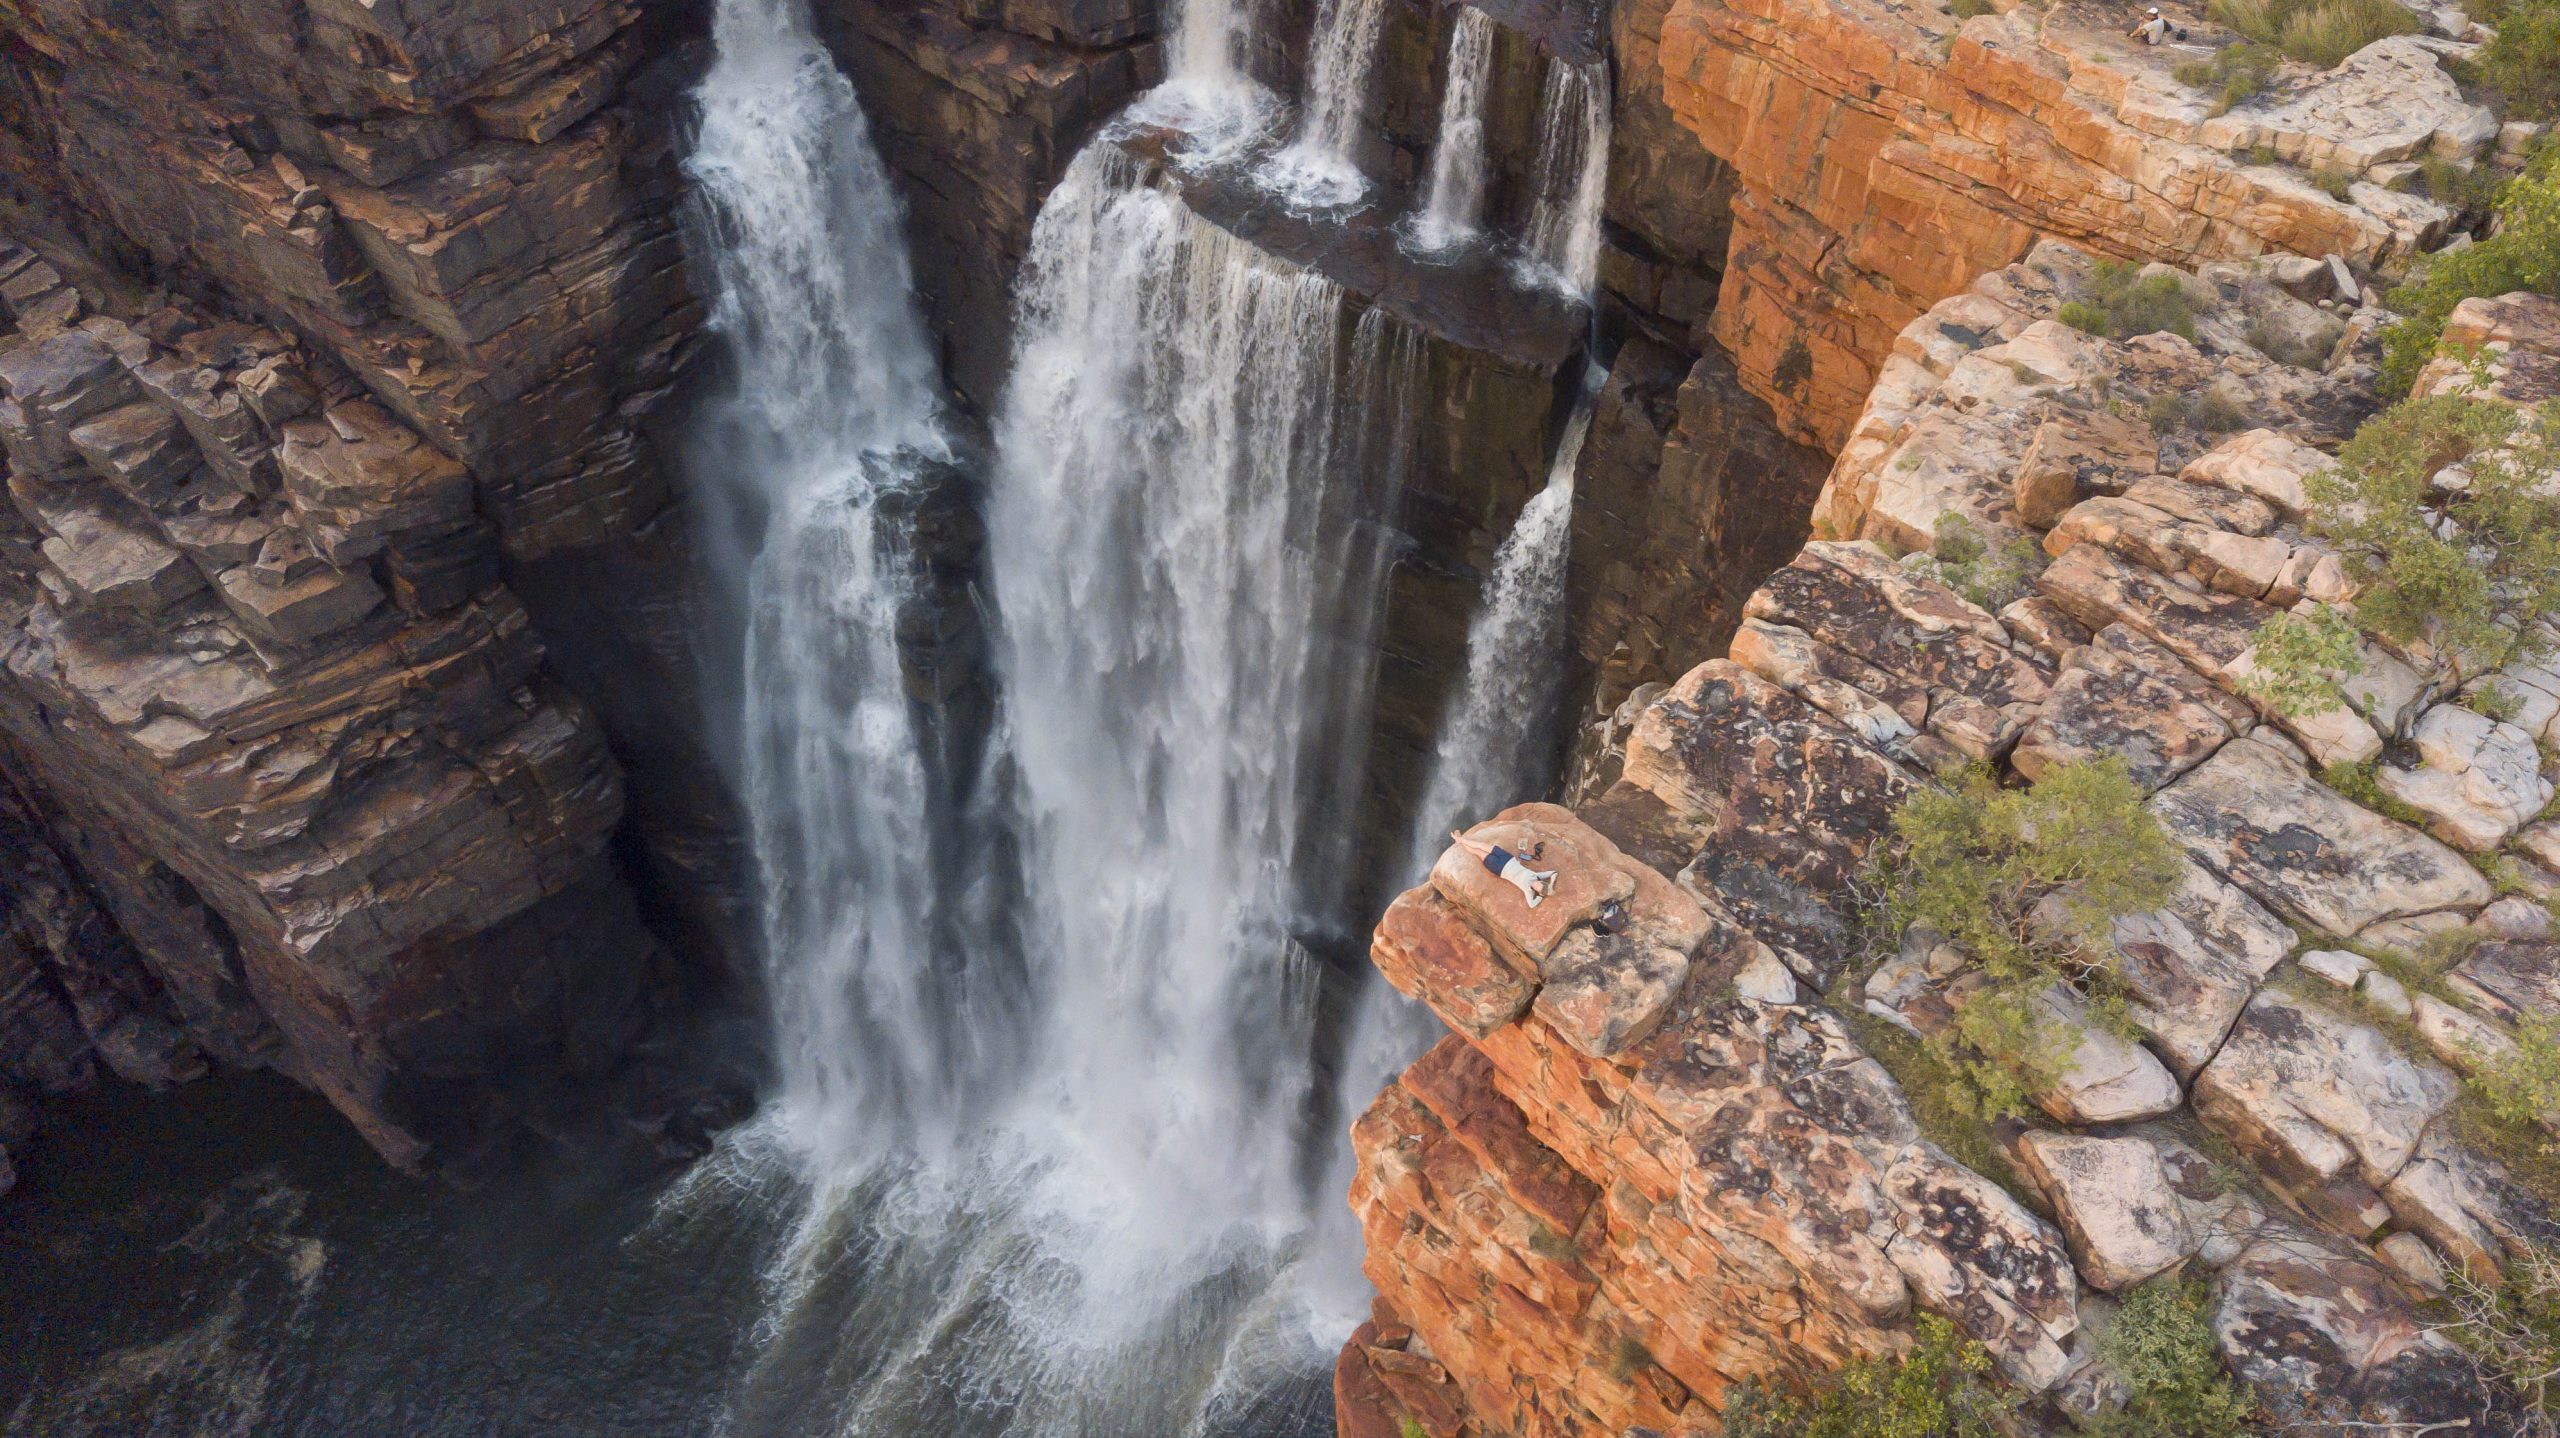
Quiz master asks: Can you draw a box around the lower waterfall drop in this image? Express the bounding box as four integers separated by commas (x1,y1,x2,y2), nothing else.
682,0,988,1174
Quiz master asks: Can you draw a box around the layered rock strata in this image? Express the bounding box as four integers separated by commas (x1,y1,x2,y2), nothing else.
0,0,716,1174
0,0,753,986
1648,0,2506,450
1337,253,2560,1435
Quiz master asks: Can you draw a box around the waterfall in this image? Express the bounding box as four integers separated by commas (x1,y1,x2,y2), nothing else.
989,136,1402,1304
1265,0,1392,206
1521,56,1612,295
1399,401,1590,871
682,0,1000,1172
1406,8,1498,253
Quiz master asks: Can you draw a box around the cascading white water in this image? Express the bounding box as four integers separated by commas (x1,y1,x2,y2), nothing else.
1399,401,1591,870
1521,56,1613,295
682,0,992,1172
1405,7,1499,253
1264,0,1393,205
990,137,1382,1303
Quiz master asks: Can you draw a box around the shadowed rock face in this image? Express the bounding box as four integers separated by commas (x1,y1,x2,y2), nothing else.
0,0,744,1177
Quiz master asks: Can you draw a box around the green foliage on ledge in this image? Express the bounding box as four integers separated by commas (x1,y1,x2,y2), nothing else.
1882,759,2184,1119
2085,1276,2262,1438
2210,0,2419,66
2241,387,2560,719
1720,1314,2016,1438
2380,147,2560,397
2060,261,2200,342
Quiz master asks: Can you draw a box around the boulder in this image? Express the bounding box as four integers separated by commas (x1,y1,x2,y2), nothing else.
2151,733,2493,938
2017,1131,2197,1291
2096,862,2295,1078
2373,704,2554,852
2011,625,2250,792
2194,989,2460,1191
1371,885,1535,1040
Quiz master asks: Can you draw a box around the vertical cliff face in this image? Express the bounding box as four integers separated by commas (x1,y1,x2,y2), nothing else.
1642,0,2497,451
0,0,734,1177
1336,248,2557,1437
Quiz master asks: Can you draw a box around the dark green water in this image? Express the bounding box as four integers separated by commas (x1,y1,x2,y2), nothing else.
0,1072,785,1437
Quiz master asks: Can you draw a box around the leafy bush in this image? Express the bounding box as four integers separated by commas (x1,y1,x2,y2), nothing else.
2085,1276,2261,1438
1720,1314,2017,1438
2313,392,2560,670
1913,513,2047,612
2076,260,2202,341
2212,0,2421,64
2175,41,2283,114
2422,153,2495,210
2475,0,2560,119
2236,602,2361,718
2478,1014,2560,1129
1886,759,2185,1117
2379,148,2560,397
2319,757,2433,825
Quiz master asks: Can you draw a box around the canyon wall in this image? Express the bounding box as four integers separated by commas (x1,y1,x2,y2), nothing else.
1336,246,2559,1435
0,0,739,1178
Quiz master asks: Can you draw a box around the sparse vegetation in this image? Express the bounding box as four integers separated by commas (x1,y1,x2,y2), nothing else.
2084,1275,2261,1438
2421,153,2496,210
2474,0,2560,120
2148,391,2195,433
2309,165,2356,202
2194,387,2250,431
1607,1332,1656,1381
2175,41,2282,115
2210,0,2421,66
1883,759,2185,1118
2236,603,2360,718
2477,1014,2560,1130
2319,757,2432,825
1911,513,2047,612
2379,147,2560,397
2238,390,2560,716
1950,0,1996,18
2441,1247,2560,1437
1719,1314,2017,1438
2068,260,2202,341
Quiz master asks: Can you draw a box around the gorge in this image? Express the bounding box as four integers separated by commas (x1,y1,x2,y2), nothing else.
0,0,2551,1433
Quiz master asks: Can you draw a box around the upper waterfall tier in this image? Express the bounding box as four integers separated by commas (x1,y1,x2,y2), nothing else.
1130,136,1590,375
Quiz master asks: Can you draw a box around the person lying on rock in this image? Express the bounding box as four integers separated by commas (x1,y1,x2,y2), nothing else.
1449,831,1558,908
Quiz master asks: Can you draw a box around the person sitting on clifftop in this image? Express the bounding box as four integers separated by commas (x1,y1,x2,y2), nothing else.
1449,831,1558,909
2130,6,2174,42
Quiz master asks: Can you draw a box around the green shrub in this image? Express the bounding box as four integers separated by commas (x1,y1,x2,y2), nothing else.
1951,0,1996,17
2212,0,2421,64
1720,1314,2017,1438
2379,148,2560,397
2319,757,2433,825
2310,165,2357,201
2175,41,2282,114
2194,388,2250,431
1886,759,2185,1117
2085,1276,2261,1438
2083,260,2202,340
1399,1418,1428,1438
2237,602,2361,718
2476,0,2560,119
1913,513,2047,612
2060,300,2113,336
2148,391,2196,433
2312,391,2560,671
2477,1014,2560,1129
2421,153,2495,209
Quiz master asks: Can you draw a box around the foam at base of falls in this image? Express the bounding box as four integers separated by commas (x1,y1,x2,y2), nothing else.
1263,0,1393,208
